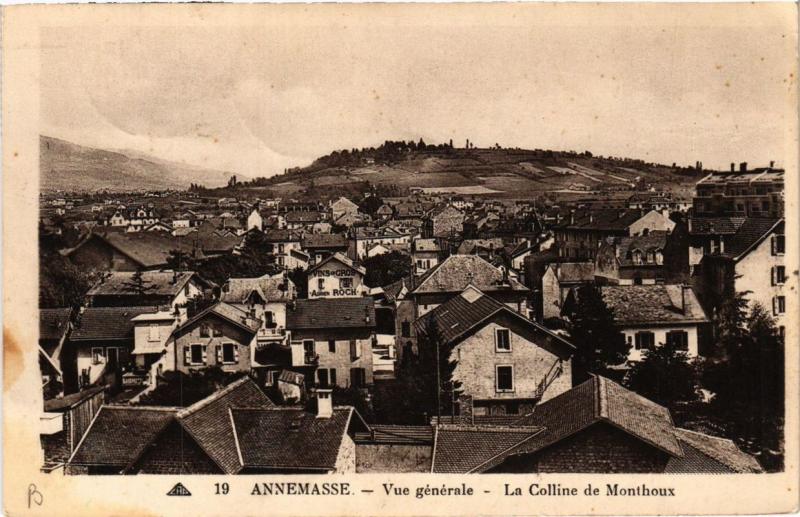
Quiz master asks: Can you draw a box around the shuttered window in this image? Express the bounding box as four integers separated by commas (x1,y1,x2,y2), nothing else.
496,365,514,392
666,330,689,351
635,332,655,350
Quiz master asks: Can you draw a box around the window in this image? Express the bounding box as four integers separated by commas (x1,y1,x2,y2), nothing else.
773,235,785,255
350,367,366,388
148,323,160,341
350,339,361,360
634,331,655,350
340,277,353,289
318,278,325,290
496,365,514,392
774,296,786,315
773,266,787,285
190,344,204,365
666,330,689,351
303,340,315,354
328,339,336,353
91,348,104,365
222,343,237,364
264,311,274,326
632,250,643,265
495,328,511,352
266,370,278,386
401,321,411,338
318,368,337,387
199,324,210,337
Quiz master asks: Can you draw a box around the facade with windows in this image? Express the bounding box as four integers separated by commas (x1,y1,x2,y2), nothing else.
415,286,575,416
307,253,367,299
696,219,786,335
166,303,260,375
596,285,709,363
693,166,784,218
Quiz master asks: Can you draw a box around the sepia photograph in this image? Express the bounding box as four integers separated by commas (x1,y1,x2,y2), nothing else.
3,2,798,515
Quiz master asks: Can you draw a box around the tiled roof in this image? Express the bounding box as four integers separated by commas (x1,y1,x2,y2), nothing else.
177,302,262,335
599,285,708,325
262,229,301,242
40,308,72,342
667,429,763,473
411,255,528,295
301,233,348,249
231,407,353,471
513,376,684,458
722,218,783,260
431,425,543,473
69,406,177,467
177,377,275,474
99,232,201,267
287,298,376,330
87,271,197,298
415,286,575,352
557,209,645,231
688,217,746,235
220,273,296,304
71,306,159,341
354,425,434,445
413,238,440,252
307,252,366,276
456,238,504,255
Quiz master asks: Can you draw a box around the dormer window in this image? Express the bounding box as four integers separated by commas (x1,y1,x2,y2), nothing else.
632,250,643,265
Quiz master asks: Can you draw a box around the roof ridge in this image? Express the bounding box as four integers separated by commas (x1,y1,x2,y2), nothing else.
101,405,181,412
177,377,252,419
595,375,608,419
437,424,543,433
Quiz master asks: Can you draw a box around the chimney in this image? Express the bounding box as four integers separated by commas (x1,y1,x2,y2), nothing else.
316,388,333,418
740,162,747,173
770,160,775,168
569,209,575,225
681,284,691,315
730,162,735,173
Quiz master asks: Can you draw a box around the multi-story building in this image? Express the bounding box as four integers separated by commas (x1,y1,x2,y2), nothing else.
693,163,784,218
307,253,367,299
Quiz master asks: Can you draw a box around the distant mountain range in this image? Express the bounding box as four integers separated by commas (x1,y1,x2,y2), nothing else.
40,135,237,192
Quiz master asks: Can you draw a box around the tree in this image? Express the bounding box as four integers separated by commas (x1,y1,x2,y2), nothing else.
121,269,155,297
624,339,698,410
287,267,308,299
699,297,784,471
362,251,412,288
565,285,630,382
372,319,460,424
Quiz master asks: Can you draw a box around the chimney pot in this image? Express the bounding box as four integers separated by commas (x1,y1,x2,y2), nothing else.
770,160,775,168
740,162,747,173
730,162,735,172
316,388,333,418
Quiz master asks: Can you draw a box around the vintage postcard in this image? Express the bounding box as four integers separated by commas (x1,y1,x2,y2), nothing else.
2,3,798,515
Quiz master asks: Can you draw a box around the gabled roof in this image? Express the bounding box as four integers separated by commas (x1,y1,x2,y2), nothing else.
331,197,359,210
87,271,198,298
431,425,544,473
412,238,440,252
688,216,746,236
44,385,105,412
262,228,301,242
220,273,296,304
557,209,647,232
176,302,262,336
176,376,275,474
354,424,434,445
722,218,783,261
307,252,366,276
70,306,159,341
230,407,354,471
666,428,763,473
599,285,708,326
411,255,528,295
68,406,178,468
66,232,200,268
456,238,504,255
287,298,376,330
40,308,72,342
415,286,574,353
512,375,684,458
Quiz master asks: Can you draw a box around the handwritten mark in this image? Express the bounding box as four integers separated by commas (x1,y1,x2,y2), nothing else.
28,484,43,508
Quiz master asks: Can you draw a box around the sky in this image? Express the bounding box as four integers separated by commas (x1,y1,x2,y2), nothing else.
39,4,797,178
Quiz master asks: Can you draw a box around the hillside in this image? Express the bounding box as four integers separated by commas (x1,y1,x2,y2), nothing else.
240,142,705,201
40,136,237,192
